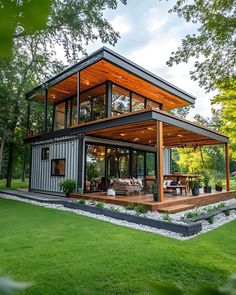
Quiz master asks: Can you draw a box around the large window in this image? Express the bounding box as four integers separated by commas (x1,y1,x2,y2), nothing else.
80,84,105,123
86,145,106,192
146,99,160,110
54,101,66,130
132,93,145,112
132,150,145,180
51,159,65,176
112,85,130,116
41,147,49,160
107,147,129,179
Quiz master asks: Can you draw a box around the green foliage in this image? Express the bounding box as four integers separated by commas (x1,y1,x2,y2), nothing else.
134,204,148,214
0,276,31,294
151,179,159,194
0,179,29,190
95,202,104,208
59,179,76,195
125,203,135,210
224,210,230,217
216,179,223,187
189,180,201,190
208,216,214,224
203,174,210,187
167,0,235,91
184,211,200,219
0,0,51,58
76,199,85,205
212,79,236,160
162,214,172,222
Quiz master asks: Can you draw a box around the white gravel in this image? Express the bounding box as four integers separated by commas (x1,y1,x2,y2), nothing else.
1,193,236,240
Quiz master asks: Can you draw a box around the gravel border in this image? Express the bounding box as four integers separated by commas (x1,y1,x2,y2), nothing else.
1,193,236,240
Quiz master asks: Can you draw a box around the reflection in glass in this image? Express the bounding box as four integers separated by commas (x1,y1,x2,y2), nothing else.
107,147,129,179
132,93,145,111
29,100,45,135
146,152,156,192
86,145,106,192
54,102,66,130
112,85,130,116
80,84,105,123
146,99,160,110
132,151,145,180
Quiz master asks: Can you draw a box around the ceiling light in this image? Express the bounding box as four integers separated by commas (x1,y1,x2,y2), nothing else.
120,133,126,136
147,127,155,131
133,137,139,141
86,81,90,86
177,134,184,138
149,140,152,143
118,75,122,78
141,130,145,134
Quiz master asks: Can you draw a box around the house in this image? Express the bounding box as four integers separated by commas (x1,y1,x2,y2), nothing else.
25,47,231,204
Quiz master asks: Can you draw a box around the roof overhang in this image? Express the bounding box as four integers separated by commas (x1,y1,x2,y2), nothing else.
70,109,229,147
26,47,196,110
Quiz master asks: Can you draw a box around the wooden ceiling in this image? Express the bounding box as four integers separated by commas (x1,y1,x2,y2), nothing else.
85,120,225,147
32,60,190,109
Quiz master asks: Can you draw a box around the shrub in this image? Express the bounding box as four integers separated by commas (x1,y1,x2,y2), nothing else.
163,214,172,222
185,211,199,219
134,205,148,214
224,210,230,216
125,203,135,210
90,200,96,205
59,179,76,197
76,199,85,205
95,202,104,208
110,206,120,212
218,202,226,208
208,216,214,224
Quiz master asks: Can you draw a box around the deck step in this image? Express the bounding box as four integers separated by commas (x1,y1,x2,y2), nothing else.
158,204,195,214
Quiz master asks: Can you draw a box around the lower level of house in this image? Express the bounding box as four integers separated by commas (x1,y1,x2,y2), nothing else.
30,134,171,195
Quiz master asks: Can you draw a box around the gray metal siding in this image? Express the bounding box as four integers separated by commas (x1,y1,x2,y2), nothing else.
31,137,80,193
164,149,171,174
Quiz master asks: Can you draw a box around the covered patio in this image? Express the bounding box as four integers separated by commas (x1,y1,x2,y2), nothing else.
71,108,231,205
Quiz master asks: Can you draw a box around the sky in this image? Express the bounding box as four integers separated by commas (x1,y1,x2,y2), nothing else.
83,0,215,120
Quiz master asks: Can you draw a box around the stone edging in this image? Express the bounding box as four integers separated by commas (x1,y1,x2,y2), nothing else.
182,204,236,223
63,202,202,236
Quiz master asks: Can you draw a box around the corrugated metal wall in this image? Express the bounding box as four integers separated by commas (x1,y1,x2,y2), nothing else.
31,137,80,194
164,149,172,174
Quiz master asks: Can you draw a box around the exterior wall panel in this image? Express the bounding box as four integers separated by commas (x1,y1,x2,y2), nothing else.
31,137,80,194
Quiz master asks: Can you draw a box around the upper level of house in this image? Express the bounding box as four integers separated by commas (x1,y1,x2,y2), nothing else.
26,47,196,138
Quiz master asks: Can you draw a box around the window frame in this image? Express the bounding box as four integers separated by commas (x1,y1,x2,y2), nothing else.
51,158,66,177
41,147,49,160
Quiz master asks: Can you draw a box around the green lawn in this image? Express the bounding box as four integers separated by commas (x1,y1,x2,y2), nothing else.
0,179,29,190
0,198,236,295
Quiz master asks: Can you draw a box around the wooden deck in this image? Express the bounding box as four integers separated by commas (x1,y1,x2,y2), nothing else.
70,190,235,213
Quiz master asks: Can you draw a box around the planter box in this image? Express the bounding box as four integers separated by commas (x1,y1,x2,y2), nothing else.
63,201,202,236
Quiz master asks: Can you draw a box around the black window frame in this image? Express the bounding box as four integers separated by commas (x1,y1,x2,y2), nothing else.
51,158,66,177
41,147,49,160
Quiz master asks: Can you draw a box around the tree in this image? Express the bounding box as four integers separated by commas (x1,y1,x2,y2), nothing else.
0,0,127,186
212,78,236,159
167,0,236,91
1,0,127,61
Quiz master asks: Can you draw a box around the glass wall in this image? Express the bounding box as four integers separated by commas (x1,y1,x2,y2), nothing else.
146,99,160,110
80,84,105,123
85,145,106,192
54,101,66,130
111,85,130,116
107,147,129,179
85,144,157,193
132,93,145,112
132,151,145,180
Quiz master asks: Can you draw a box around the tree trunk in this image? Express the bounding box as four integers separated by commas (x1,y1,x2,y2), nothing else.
6,142,14,188
21,146,27,182
0,140,4,177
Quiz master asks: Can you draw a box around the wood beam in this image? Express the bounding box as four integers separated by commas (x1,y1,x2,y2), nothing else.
225,143,230,191
156,121,164,202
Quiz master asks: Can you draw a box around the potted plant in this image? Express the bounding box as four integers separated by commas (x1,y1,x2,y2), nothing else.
59,179,76,198
152,180,159,202
189,179,201,196
203,174,212,193
215,179,223,192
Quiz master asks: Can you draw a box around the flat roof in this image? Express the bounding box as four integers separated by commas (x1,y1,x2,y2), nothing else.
26,47,196,109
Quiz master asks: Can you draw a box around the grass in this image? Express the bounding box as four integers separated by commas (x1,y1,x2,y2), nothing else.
1,198,236,295
0,178,29,190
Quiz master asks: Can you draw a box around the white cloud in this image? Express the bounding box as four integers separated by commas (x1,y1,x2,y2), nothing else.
110,15,132,34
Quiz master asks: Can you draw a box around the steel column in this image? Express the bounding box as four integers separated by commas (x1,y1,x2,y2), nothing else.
76,71,80,124
156,121,164,202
